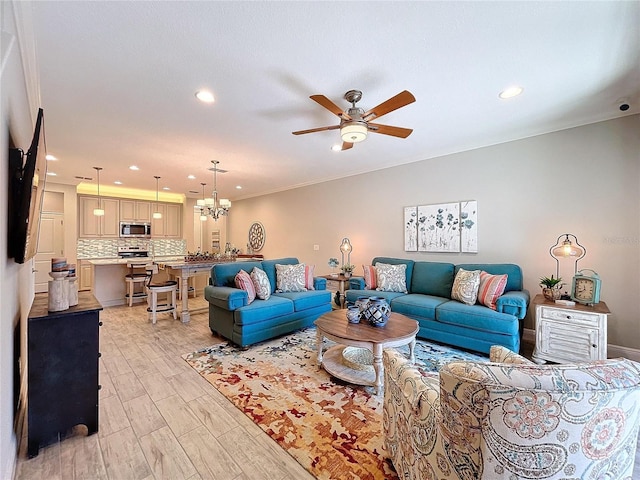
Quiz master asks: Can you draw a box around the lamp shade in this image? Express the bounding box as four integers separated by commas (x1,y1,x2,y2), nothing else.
340,123,368,143
219,198,231,209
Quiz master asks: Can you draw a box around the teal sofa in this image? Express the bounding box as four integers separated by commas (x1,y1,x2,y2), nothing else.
204,257,332,347
345,257,529,354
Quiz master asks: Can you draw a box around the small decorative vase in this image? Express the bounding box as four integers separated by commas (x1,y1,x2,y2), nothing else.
362,296,391,327
346,306,361,323
343,272,351,279
543,288,561,301
355,296,370,314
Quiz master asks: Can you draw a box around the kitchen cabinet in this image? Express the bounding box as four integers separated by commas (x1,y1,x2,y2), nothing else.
78,196,119,238
119,200,151,223
152,203,181,238
532,294,610,364
27,292,102,457
79,260,94,291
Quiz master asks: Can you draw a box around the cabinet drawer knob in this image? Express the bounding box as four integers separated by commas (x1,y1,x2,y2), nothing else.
592,344,597,348
566,315,571,320
98,384,102,390
98,352,102,358
99,321,103,326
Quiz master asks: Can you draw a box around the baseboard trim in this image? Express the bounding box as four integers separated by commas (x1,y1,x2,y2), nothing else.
522,328,640,362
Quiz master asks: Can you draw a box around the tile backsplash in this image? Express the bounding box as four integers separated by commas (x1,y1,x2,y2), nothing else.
77,238,186,259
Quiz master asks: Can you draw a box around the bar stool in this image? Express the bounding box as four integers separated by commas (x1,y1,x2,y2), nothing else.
125,261,148,307
144,265,178,324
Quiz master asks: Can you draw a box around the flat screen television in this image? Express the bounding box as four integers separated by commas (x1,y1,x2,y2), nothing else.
7,108,47,264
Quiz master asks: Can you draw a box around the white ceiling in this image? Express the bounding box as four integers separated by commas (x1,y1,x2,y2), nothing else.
31,1,640,201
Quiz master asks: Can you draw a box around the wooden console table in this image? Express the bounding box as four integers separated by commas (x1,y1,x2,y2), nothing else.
27,292,103,457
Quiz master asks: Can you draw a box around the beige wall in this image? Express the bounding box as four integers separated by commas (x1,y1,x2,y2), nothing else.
228,114,640,351
1,1,41,477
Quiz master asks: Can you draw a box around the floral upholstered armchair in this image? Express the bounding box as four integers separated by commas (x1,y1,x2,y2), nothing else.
382,345,640,480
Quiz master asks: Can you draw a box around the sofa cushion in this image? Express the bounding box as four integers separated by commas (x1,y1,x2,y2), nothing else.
262,257,299,294
451,268,481,305
410,262,455,297
304,265,315,290
390,294,449,320
251,267,271,300
234,295,294,326
275,263,307,292
234,269,256,304
456,263,523,292
376,263,408,293
363,265,377,290
273,289,331,312
477,271,508,310
372,257,414,291
436,300,519,336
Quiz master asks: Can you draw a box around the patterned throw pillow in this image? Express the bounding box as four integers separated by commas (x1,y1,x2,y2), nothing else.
451,268,481,305
275,263,307,292
304,264,315,290
375,263,408,293
250,267,271,300
234,269,256,304
363,265,377,290
477,271,508,310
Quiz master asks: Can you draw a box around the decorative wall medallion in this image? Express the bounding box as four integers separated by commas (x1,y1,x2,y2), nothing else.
248,222,266,251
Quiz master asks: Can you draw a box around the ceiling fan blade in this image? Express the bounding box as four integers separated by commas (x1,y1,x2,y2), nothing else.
362,90,416,121
367,123,413,138
310,95,352,120
292,125,340,135
341,141,353,151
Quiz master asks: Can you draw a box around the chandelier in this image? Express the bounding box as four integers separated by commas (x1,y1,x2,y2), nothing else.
200,160,231,221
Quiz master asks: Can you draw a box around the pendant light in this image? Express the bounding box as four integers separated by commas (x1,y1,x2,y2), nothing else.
202,160,231,221
93,167,104,216
153,176,162,219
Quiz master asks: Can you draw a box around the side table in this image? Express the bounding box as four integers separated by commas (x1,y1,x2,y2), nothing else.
320,273,350,308
532,294,610,364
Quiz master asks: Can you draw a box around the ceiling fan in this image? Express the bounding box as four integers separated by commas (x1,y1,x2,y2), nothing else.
292,89,416,150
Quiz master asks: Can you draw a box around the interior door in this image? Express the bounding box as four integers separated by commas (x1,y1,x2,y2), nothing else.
34,214,65,293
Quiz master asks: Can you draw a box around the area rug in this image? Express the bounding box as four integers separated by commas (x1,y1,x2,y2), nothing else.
182,327,487,480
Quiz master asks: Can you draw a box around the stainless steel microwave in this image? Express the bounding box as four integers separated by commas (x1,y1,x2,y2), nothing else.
119,222,151,238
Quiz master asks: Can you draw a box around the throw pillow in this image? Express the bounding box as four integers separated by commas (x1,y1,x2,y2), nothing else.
250,267,271,300
363,265,377,290
477,271,508,310
451,268,481,306
304,264,315,290
275,263,307,292
234,269,256,304
375,263,408,293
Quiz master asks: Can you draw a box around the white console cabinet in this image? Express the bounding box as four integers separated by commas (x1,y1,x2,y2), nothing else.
532,294,610,364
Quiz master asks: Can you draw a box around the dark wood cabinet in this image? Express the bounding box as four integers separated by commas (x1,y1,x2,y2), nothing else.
27,292,102,457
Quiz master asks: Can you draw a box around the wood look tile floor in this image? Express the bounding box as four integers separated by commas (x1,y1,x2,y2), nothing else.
14,298,640,479
15,297,315,480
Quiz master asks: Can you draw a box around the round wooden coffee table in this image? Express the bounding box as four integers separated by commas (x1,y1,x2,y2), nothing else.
315,309,419,394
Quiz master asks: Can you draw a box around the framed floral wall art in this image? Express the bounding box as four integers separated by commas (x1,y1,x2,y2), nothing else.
405,200,478,253
404,206,418,251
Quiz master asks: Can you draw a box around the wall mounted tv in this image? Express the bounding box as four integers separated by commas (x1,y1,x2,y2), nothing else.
7,108,48,264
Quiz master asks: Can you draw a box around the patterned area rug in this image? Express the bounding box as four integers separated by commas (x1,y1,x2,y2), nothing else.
182,327,487,480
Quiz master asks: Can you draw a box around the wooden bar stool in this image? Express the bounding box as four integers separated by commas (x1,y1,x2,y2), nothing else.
125,261,148,307
144,265,178,324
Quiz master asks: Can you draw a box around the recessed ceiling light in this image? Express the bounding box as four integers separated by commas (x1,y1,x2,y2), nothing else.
235,185,242,189
114,180,123,185
187,174,196,179
499,86,523,99
331,145,342,152
46,171,57,176
162,186,170,191
129,165,139,171
195,90,215,103
46,154,57,161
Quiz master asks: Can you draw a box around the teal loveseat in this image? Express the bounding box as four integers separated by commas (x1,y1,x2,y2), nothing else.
345,257,529,354
204,257,332,347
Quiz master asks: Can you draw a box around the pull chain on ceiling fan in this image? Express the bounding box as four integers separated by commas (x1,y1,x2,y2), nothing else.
292,89,416,150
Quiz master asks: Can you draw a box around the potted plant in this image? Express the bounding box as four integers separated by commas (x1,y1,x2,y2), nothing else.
341,264,356,278
328,258,339,276
540,275,564,301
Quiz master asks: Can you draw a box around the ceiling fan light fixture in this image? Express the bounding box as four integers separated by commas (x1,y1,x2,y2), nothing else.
340,122,368,143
